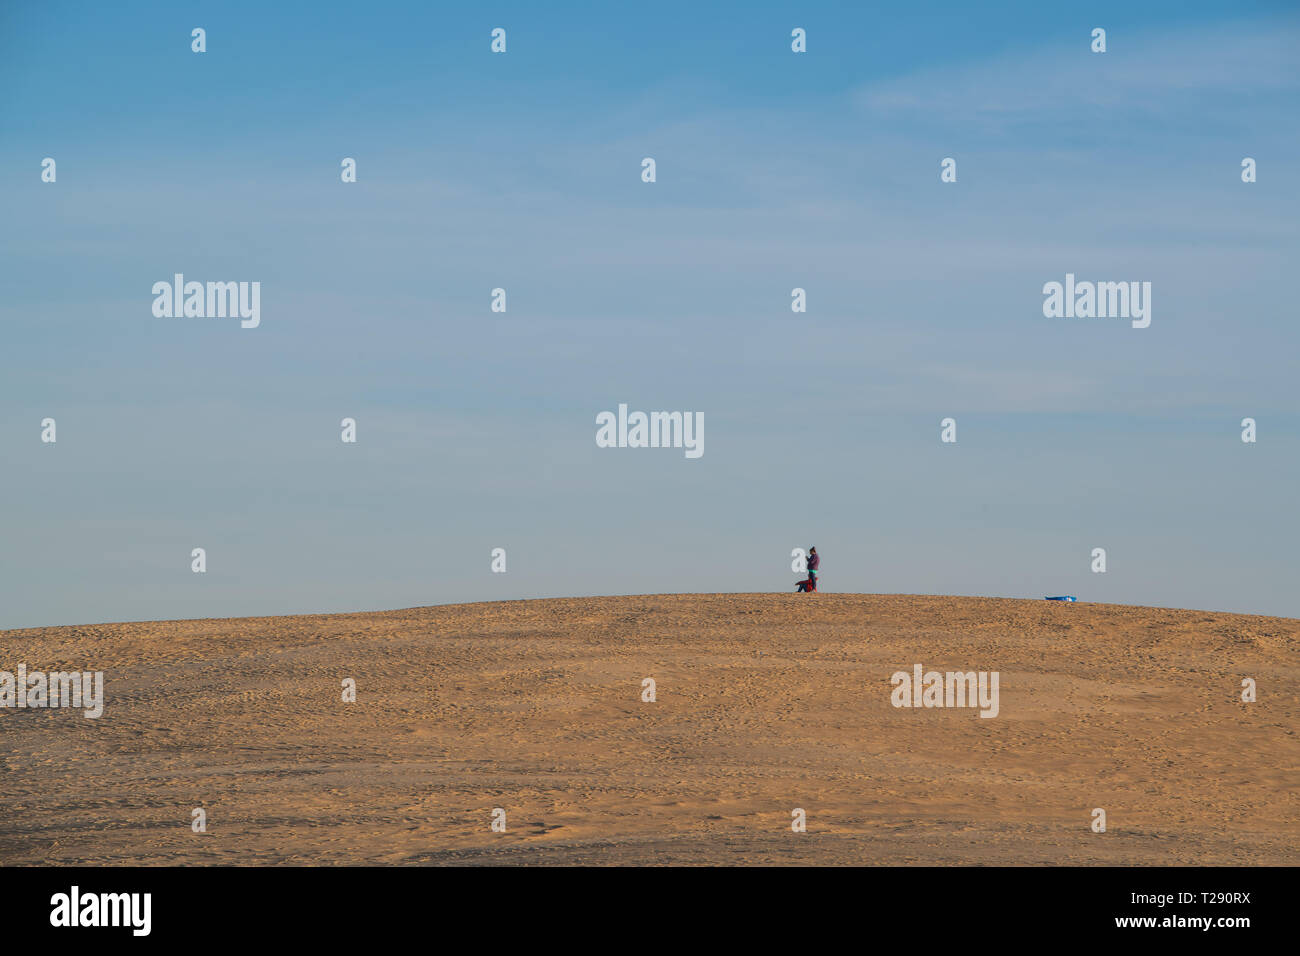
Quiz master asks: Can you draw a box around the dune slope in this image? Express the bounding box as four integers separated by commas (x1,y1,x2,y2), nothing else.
1,593,1296,865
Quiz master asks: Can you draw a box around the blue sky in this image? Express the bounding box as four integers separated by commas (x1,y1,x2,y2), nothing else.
2,0,1298,627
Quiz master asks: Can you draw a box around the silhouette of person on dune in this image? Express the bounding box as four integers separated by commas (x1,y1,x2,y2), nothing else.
797,547,819,592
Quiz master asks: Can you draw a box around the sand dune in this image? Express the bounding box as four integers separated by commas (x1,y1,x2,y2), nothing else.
1,593,1296,866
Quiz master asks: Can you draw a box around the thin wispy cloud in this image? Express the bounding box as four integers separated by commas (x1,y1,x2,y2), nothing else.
855,19,1300,126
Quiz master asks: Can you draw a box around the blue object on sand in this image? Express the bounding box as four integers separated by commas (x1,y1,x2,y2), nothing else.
1045,596,1077,602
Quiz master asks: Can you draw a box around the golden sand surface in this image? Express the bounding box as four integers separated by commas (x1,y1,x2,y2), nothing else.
1,593,1296,865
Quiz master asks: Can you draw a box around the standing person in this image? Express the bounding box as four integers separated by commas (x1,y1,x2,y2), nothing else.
807,546,820,592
